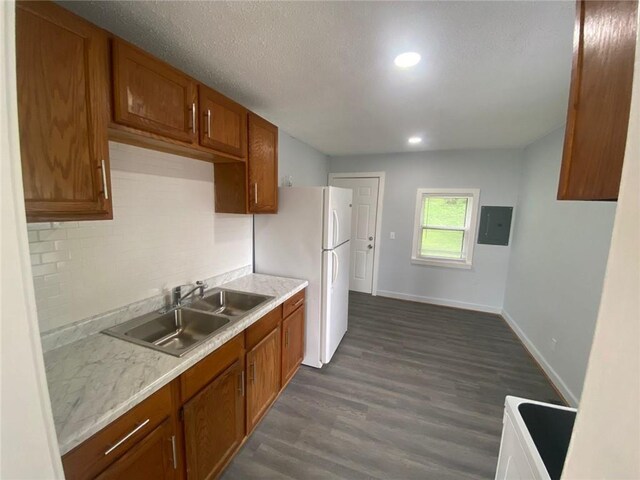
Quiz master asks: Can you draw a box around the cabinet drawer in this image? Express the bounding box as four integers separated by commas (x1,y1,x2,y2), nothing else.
180,333,244,404
62,383,173,480
245,306,282,351
283,290,305,318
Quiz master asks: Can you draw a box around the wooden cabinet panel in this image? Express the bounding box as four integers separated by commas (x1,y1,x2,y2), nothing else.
183,360,245,480
198,85,247,158
246,326,281,433
180,333,244,404
112,40,197,143
245,306,283,351
16,1,112,222
283,290,305,319
95,419,176,480
248,113,278,213
558,0,638,200
282,306,305,388
62,384,173,480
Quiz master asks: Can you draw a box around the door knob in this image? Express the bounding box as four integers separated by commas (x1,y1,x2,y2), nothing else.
367,245,373,249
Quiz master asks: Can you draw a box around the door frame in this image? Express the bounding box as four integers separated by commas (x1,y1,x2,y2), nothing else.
328,171,385,296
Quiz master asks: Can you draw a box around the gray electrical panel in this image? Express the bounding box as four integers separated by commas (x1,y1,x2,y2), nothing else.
477,206,513,246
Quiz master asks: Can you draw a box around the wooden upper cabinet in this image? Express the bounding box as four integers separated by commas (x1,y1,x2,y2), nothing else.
183,360,245,480
112,40,197,143
198,85,247,158
558,0,638,201
246,325,281,433
16,1,112,222
248,113,278,213
281,306,305,388
95,419,176,480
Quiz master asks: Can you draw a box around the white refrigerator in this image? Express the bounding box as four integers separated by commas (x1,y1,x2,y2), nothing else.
254,187,352,368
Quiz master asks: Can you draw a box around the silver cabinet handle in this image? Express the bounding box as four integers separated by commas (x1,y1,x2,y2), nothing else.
170,435,177,469
191,103,196,134
239,371,245,397
292,298,304,309
250,362,256,383
104,419,150,456
254,183,258,205
100,159,109,200
207,109,211,138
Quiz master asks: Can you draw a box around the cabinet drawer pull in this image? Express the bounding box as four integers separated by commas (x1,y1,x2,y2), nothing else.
104,419,150,456
292,297,303,309
100,159,109,200
190,103,196,134
254,183,258,205
239,371,245,397
170,435,177,469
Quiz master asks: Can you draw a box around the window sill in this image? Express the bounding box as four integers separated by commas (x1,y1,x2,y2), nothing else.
411,256,473,270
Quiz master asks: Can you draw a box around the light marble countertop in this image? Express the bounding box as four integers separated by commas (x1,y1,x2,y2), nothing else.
44,273,308,456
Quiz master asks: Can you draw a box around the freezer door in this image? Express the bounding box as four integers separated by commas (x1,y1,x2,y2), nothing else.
323,187,353,249
321,241,350,364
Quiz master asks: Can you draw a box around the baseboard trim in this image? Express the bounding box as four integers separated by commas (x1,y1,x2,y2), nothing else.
501,309,579,407
376,290,502,314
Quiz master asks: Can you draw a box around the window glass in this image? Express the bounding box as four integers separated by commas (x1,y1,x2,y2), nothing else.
420,229,464,259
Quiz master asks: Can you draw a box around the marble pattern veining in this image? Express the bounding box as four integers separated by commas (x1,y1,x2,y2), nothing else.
41,265,253,352
44,273,307,455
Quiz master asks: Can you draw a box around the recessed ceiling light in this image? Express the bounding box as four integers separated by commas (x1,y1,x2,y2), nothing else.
394,52,421,68
408,136,423,145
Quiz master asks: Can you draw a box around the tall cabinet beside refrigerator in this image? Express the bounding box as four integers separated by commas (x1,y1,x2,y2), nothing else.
255,187,352,368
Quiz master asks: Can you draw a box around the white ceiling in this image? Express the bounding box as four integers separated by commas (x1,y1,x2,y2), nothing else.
60,1,575,156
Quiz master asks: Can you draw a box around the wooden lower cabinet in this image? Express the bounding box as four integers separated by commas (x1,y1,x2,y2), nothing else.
62,297,306,480
95,419,176,480
183,359,245,480
246,326,281,433
282,306,305,387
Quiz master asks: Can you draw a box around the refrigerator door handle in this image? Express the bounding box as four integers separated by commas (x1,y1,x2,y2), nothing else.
331,250,339,285
332,210,339,247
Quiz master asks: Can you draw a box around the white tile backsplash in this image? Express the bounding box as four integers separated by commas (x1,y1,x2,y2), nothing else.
28,142,253,332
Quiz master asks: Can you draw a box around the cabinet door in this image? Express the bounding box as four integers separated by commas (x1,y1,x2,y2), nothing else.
246,326,281,433
16,1,112,222
282,306,305,388
198,85,247,158
248,113,278,213
183,360,245,480
112,40,197,143
95,419,176,480
558,0,638,200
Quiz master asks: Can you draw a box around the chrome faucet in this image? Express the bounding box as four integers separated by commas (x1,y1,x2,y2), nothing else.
171,281,208,308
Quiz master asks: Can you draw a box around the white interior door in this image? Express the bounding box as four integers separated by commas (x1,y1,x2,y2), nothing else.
330,177,380,294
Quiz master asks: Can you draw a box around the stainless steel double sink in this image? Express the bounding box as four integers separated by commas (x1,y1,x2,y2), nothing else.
103,289,274,357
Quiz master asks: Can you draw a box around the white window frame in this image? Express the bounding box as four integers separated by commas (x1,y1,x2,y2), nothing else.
411,188,480,269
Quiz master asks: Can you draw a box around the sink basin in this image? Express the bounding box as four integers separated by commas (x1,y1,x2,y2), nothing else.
103,308,230,357
190,289,273,317
103,288,274,357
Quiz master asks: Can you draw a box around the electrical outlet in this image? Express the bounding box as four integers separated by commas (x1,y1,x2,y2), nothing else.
390,232,396,239
550,338,557,352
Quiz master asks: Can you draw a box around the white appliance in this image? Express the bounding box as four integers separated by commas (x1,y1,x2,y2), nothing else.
254,187,352,368
496,396,576,480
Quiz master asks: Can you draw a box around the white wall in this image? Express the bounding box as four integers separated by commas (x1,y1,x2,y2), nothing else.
278,130,329,186
29,142,253,333
502,128,616,405
329,149,523,312
562,27,639,478
1,2,63,476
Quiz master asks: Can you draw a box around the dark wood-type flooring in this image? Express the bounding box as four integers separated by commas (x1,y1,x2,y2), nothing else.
222,292,561,480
